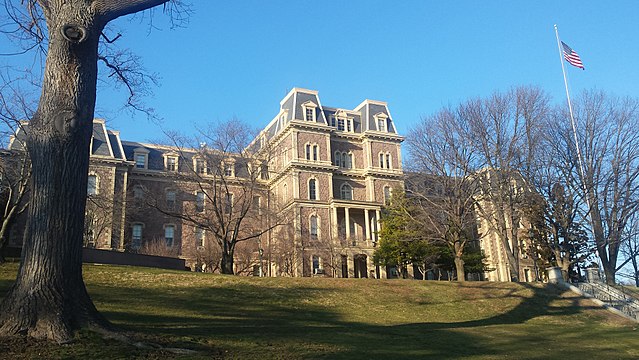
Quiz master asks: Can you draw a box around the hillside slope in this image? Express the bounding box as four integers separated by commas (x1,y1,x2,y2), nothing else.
0,262,637,359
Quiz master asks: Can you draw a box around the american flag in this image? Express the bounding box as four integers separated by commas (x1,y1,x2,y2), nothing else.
561,41,585,70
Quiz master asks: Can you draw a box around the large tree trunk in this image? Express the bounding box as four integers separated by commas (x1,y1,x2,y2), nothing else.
453,241,465,282
0,6,110,343
221,251,235,274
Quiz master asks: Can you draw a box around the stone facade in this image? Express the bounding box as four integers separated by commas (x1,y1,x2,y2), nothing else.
5,89,534,281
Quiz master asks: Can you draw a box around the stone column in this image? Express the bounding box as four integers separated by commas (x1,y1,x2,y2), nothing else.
345,207,351,239
375,209,381,242
364,209,371,245
585,267,601,283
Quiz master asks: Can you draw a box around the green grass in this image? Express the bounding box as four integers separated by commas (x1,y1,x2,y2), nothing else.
1,261,638,359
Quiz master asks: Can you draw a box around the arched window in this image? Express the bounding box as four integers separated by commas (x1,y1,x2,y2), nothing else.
379,153,385,168
345,153,353,169
340,183,353,200
309,179,317,200
305,144,311,160
133,185,145,200
334,151,341,167
310,215,318,239
312,144,319,161
386,153,392,169
283,183,288,201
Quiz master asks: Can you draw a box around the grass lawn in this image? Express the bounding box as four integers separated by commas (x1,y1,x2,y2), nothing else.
0,261,637,359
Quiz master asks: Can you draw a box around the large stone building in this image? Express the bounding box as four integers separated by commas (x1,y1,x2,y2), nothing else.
6,88,535,281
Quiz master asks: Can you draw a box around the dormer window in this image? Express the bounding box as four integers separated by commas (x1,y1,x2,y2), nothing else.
374,113,389,132
165,155,178,172
223,162,234,177
133,147,150,169
194,157,206,175
302,101,317,122
337,118,345,131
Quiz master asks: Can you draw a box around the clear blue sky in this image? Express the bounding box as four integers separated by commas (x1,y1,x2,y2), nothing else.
2,1,639,142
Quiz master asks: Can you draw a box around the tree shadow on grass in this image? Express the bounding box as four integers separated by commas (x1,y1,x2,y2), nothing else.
93,281,634,360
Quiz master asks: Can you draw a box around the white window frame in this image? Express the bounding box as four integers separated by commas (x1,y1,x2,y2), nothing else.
133,148,150,169
223,161,235,177
309,214,319,240
131,223,144,249
193,156,207,175
87,173,98,195
166,189,177,210
224,193,234,214
195,227,205,248
302,101,318,122
308,178,318,200
196,191,205,213
379,153,385,168
164,224,175,247
386,152,392,169
164,154,178,172
340,183,353,200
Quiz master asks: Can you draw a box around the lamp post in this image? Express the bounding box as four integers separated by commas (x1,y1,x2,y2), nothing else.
258,239,264,277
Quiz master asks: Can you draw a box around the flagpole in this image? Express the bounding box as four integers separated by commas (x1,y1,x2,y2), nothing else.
554,24,602,279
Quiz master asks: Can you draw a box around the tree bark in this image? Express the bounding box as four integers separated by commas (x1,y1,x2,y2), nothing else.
221,251,235,275
0,2,110,343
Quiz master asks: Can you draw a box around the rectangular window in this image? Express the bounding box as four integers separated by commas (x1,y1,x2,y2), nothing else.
166,190,176,210
225,193,233,214
331,116,336,127
196,159,206,174
195,227,204,247
132,224,143,249
166,157,177,171
306,108,314,121
224,163,234,177
305,144,311,160
164,225,175,247
310,216,318,239
312,255,322,274
312,145,318,161
87,175,97,195
135,154,146,169
252,195,261,213
379,154,385,168
309,179,317,200
196,191,205,212
386,154,391,169
337,118,345,131
346,119,352,132
378,119,385,132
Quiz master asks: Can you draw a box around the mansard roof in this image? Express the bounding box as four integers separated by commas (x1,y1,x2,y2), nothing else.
9,119,126,161
255,88,400,148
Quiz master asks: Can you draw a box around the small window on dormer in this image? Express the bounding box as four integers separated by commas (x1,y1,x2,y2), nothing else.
347,119,353,132
378,118,385,132
195,158,206,174
135,154,146,169
337,118,345,131
224,163,234,177
302,102,317,122
166,156,178,172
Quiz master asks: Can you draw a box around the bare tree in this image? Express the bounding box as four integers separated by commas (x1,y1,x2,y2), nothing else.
0,0,189,343
465,86,550,281
564,91,639,284
407,107,481,281
152,119,286,275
